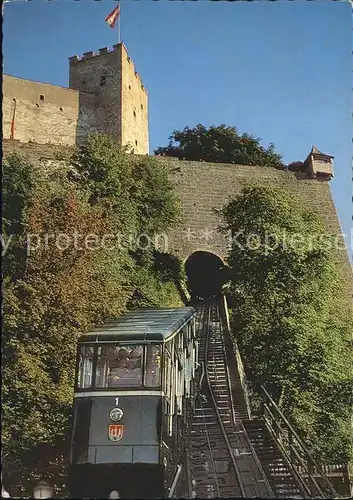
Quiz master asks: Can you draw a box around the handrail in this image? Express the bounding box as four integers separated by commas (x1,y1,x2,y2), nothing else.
298,463,348,476
262,400,313,498
260,385,338,498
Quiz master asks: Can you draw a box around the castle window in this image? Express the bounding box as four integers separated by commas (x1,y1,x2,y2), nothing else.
36,103,39,107
12,98,16,102
141,104,143,110
129,84,131,90
60,107,63,112
40,94,44,101
100,75,106,87
135,140,138,146
133,110,136,118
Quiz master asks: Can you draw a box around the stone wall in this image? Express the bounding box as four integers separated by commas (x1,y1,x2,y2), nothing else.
2,140,351,304
3,44,149,153
69,43,148,154
159,158,346,257
159,156,352,306
69,46,122,142
2,75,97,145
2,138,74,162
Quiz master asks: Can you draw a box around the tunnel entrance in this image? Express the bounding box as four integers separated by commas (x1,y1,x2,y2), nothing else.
185,251,228,298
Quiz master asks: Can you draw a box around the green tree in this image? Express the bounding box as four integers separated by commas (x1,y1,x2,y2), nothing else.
220,183,353,463
155,124,284,169
2,168,130,495
2,153,37,280
71,134,181,235
70,134,185,309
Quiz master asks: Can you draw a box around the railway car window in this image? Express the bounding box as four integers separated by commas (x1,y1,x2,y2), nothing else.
95,346,115,388
77,346,94,388
145,345,161,387
95,345,143,388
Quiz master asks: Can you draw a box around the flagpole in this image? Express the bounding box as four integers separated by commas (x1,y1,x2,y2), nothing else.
117,4,121,43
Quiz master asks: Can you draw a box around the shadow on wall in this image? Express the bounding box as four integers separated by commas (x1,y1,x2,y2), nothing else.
185,251,230,298
75,90,99,144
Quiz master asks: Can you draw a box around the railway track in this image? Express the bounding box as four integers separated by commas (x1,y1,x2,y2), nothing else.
187,296,274,498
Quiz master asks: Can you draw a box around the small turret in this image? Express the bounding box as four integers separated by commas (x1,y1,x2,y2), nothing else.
304,145,334,180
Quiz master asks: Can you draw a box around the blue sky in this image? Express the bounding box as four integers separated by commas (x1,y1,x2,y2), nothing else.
3,0,352,255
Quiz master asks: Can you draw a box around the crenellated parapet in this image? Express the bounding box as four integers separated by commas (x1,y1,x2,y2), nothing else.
69,43,147,94
69,46,115,63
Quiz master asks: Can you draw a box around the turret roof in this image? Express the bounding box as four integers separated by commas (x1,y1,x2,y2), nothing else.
309,145,334,158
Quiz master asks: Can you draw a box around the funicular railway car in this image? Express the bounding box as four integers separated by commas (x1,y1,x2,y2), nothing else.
68,307,198,499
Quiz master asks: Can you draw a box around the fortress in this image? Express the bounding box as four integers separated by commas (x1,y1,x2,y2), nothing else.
2,43,352,306
3,43,148,154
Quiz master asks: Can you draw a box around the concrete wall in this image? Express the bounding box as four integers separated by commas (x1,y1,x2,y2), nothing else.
2,75,97,145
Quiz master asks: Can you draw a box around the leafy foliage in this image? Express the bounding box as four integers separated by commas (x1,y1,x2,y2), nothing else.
220,183,353,464
71,134,181,235
2,135,184,496
155,124,284,169
2,153,38,279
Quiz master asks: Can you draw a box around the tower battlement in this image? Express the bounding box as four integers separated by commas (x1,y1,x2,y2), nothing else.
69,45,116,62
69,43,147,95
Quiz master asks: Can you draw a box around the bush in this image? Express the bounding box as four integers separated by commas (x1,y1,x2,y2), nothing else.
220,183,353,463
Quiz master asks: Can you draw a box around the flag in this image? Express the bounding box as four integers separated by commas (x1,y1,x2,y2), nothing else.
105,4,120,29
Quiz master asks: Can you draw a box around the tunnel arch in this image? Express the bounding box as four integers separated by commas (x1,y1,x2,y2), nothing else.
185,251,228,298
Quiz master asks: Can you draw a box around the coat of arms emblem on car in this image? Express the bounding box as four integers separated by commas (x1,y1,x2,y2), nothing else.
108,424,124,442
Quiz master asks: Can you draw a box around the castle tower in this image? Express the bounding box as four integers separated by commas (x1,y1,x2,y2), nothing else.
304,145,334,180
69,43,149,154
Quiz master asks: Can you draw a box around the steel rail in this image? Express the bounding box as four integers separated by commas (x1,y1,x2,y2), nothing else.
188,297,243,498
199,299,222,497
188,297,274,498
218,296,275,498
203,296,247,498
